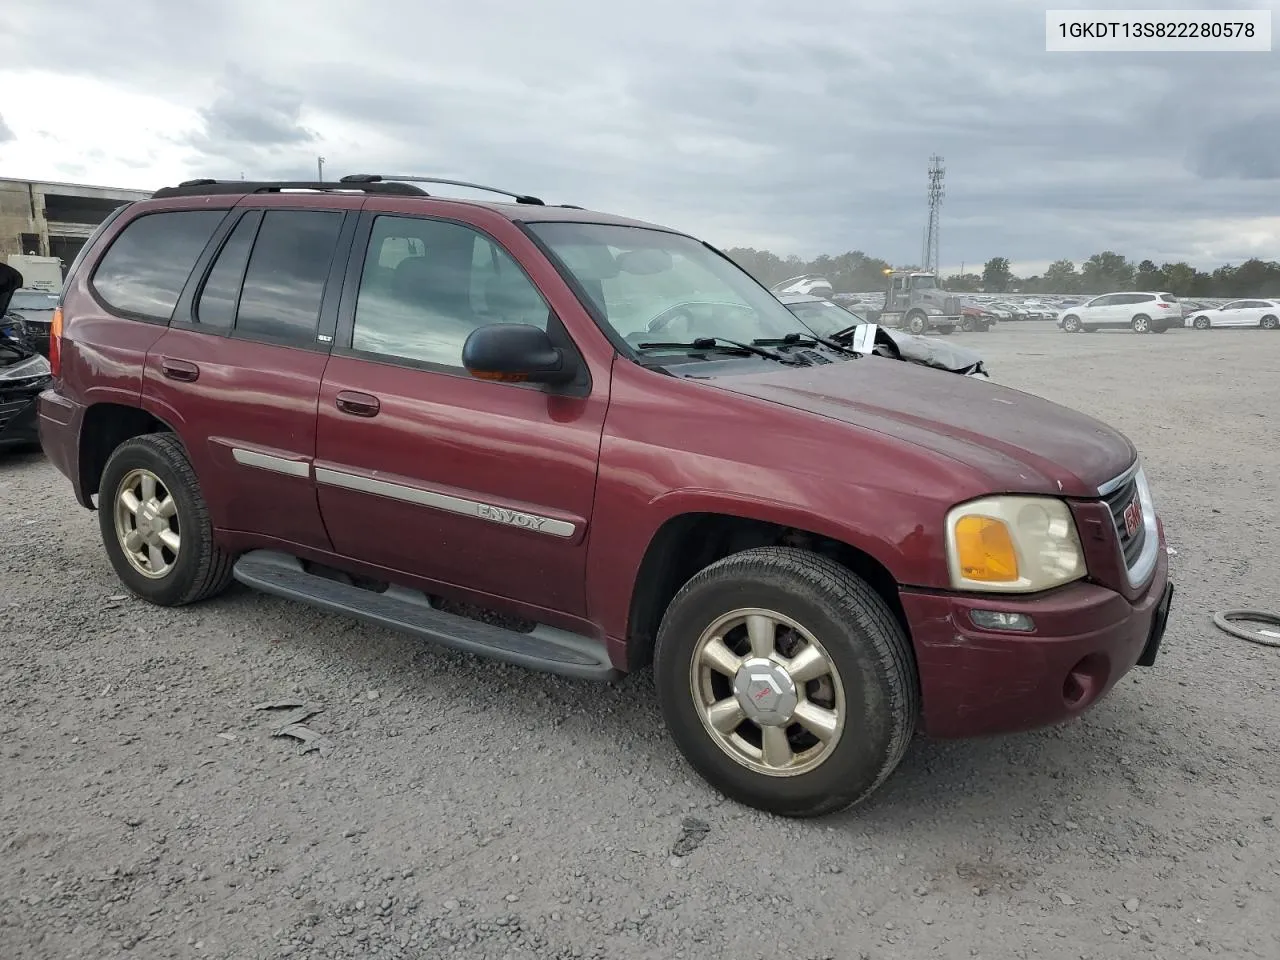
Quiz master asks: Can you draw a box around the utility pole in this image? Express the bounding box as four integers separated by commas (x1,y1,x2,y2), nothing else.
317,156,325,181
923,155,945,274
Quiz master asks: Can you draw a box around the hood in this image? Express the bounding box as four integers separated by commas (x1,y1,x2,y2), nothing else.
875,328,984,374
706,359,1135,497
0,262,21,317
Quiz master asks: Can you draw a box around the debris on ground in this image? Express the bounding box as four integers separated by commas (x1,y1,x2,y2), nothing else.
254,699,334,755
670,816,710,857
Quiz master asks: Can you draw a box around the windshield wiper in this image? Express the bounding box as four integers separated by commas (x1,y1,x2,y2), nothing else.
636,336,805,365
752,331,858,357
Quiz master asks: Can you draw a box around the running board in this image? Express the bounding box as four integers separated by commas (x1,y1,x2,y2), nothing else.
232,550,619,682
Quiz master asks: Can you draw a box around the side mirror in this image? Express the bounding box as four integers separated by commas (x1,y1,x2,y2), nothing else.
462,323,577,386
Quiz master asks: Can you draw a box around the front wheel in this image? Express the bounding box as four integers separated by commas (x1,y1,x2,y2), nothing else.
1262,315,1278,330
653,547,918,818
1193,316,1211,330
98,433,235,606
1061,315,1081,333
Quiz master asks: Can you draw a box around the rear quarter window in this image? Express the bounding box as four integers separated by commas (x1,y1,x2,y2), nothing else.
90,210,227,321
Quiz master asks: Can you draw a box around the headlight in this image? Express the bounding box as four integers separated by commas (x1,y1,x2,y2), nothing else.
0,354,51,382
945,496,1085,593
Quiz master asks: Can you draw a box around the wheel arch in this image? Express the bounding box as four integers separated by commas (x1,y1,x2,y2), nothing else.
623,511,909,673
78,402,181,508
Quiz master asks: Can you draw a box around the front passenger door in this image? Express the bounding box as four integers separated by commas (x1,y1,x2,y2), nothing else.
313,211,610,616
1083,294,1116,327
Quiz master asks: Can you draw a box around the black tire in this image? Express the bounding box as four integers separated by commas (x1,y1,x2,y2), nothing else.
1061,315,1081,333
960,316,975,332
1131,314,1151,333
98,432,235,606
1261,315,1278,330
653,546,918,818
936,325,954,336
1193,315,1211,330
906,312,927,335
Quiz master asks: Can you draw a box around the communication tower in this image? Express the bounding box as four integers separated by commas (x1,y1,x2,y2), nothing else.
922,155,945,274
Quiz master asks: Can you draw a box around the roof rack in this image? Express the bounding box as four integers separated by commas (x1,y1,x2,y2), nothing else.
340,174,546,206
150,178,429,199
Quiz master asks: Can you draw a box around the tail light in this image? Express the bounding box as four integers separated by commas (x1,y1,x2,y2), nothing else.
1155,302,1172,309
49,306,63,378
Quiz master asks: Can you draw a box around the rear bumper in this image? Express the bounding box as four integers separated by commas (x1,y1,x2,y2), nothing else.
36,388,88,501
901,537,1171,739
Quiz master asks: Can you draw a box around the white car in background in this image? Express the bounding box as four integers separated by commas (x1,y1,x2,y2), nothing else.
1057,292,1182,333
1185,298,1280,330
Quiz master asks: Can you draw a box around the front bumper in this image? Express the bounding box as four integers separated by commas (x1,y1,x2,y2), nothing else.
901,535,1171,739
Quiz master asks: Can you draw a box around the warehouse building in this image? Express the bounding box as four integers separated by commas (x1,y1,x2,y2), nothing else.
0,177,153,268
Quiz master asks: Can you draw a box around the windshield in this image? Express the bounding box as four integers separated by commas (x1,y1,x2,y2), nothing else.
783,299,863,338
527,222,810,347
911,276,937,289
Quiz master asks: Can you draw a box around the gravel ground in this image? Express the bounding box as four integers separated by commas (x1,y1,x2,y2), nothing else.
2,321,1278,960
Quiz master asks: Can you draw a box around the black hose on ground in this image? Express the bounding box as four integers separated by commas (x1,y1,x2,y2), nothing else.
1212,610,1280,647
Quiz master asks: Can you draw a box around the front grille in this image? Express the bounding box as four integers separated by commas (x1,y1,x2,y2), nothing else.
1102,472,1146,567
0,397,28,431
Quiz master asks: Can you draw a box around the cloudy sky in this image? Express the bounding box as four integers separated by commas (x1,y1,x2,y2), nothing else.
1,0,1276,275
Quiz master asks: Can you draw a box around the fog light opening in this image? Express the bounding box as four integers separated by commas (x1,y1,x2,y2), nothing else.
968,609,1035,632
1063,653,1109,711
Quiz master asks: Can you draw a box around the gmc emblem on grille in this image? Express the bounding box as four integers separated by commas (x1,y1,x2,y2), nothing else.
1123,496,1141,536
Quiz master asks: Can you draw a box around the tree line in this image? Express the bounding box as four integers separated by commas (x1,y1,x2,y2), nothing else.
725,247,1280,298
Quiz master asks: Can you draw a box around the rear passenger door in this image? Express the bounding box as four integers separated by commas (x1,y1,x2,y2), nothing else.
142,199,360,550
313,209,609,616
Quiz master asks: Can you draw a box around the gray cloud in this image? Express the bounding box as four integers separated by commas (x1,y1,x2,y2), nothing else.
3,0,1278,269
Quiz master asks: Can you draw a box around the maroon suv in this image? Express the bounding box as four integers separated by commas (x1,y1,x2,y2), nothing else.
38,175,1173,817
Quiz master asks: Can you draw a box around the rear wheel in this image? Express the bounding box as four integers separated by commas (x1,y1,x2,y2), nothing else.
1193,315,1211,330
1061,315,1081,333
1131,314,1151,333
98,433,235,606
1262,315,1278,330
653,547,918,818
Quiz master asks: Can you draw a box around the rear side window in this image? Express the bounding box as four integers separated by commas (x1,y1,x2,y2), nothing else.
90,210,226,321
195,213,258,329
1158,293,1177,302
59,202,132,306
233,210,344,347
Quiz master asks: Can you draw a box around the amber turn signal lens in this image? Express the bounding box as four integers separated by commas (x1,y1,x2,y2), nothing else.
952,515,1019,582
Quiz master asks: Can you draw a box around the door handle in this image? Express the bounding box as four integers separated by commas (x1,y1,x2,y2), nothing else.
161,358,199,382
335,390,380,417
